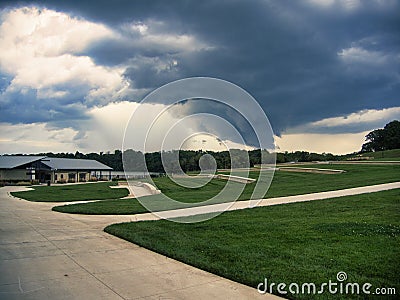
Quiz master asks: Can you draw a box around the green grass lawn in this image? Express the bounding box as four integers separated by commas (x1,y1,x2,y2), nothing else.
52,164,400,215
53,198,148,214
11,181,129,202
356,149,400,161
239,164,400,199
52,178,235,214
105,189,400,300
372,157,400,161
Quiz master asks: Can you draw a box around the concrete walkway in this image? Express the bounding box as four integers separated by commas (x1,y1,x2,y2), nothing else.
51,181,400,226
151,181,400,221
0,186,281,300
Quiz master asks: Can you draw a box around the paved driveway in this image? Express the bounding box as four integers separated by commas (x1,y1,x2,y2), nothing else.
0,186,280,299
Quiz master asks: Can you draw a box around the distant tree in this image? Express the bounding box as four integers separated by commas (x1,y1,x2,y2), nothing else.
276,152,286,163
383,120,400,150
361,120,400,152
123,149,145,172
248,149,261,166
74,151,84,159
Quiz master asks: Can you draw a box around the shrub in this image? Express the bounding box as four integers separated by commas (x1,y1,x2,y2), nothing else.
89,177,98,182
16,181,32,186
57,179,67,184
112,177,125,181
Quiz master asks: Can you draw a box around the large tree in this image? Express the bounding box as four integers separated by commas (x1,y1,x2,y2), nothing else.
361,120,400,152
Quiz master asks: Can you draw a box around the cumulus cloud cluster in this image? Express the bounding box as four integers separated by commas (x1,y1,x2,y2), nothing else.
0,8,126,117
0,6,212,126
0,5,215,152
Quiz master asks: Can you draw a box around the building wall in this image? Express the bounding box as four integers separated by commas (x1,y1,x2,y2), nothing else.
0,169,31,181
54,171,90,183
80,172,90,182
1,167,107,183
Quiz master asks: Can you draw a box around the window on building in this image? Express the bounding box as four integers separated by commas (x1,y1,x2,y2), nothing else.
79,173,86,182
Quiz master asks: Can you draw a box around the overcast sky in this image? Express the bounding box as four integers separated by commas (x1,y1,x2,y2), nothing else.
0,0,399,154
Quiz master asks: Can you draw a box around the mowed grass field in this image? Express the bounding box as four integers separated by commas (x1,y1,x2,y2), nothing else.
51,164,400,215
105,189,400,300
11,181,129,202
357,149,400,161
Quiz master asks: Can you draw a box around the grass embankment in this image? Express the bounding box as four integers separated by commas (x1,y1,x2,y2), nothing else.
355,149,400,161
105,189,400,300
238,164,400,199
11,181,129,202
51,164,400,215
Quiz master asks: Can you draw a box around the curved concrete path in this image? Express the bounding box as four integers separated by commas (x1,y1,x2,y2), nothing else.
52,181,400,226
111,184,152,198
148,181,400,221
0,186,281,300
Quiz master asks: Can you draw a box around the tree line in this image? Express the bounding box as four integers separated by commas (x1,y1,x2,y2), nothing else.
23,149,342,172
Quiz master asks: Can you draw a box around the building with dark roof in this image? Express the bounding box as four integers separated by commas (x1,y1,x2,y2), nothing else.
0,156,112,183
0,156,45,182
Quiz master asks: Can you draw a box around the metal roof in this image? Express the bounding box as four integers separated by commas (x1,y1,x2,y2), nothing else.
0,156,45,169
41,157,112,171
0,156,113,171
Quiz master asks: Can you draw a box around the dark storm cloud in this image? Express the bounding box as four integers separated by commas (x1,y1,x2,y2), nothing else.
167,98,260,147
0,86,89,126
124,61,180,90
1,0,399,135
